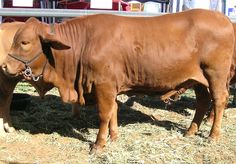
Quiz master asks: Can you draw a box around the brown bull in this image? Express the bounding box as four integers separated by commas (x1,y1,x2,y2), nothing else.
2,9,235,153
0,22,53,135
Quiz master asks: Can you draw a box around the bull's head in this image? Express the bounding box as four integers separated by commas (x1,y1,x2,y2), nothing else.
2,17,70,82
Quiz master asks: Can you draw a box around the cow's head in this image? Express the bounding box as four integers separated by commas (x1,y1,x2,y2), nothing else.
2,17,70,82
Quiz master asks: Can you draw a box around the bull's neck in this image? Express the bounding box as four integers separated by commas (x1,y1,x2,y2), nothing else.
40,18,88,103
52,18,87,54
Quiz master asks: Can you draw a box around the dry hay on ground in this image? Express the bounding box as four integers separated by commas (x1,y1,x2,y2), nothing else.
0,82,235,163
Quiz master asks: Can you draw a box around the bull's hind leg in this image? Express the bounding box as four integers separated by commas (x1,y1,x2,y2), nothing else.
109,102,118,141
204,64,230,140
208,79,228,140
185,84,211,136
90,83,117,154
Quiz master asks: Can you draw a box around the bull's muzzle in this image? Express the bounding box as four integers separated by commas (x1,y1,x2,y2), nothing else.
1,63,21,77
6,51,47,81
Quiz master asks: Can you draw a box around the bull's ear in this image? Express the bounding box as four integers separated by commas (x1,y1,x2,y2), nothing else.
39,33,71,50
26,17,40,23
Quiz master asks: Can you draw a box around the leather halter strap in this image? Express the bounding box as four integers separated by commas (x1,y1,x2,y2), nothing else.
8,51,42,66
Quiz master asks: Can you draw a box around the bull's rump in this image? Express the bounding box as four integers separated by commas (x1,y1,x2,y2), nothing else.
84,9,234,92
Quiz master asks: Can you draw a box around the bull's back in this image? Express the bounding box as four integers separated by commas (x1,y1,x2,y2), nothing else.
87,9,234,90
89,9,233,67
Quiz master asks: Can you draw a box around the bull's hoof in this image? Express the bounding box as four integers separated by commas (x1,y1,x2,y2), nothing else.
207,136,220,144
208,133,220,141
204,115,214,125
5,126,15,133
109,132,118,142
204,118,213,126
89,144,104,155
184,130,195,137
110,135,118,142
4,123,15,133
185,123,198,137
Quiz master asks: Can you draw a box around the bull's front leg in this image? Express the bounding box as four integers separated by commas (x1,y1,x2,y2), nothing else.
90,83,117,154
185,84,211,136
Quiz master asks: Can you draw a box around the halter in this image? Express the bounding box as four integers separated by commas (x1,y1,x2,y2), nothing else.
8,51,47,81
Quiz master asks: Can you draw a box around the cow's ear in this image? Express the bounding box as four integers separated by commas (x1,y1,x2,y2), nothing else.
26,17,40,23
39,33,71,50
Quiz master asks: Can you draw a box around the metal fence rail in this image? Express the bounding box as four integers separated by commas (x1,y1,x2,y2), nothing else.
0,8,164,17
0,8,235,22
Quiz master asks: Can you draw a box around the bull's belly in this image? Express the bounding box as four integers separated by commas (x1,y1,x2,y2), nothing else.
117,62,206,94
119,80,188,95
118,71,204,95
120,86,172,96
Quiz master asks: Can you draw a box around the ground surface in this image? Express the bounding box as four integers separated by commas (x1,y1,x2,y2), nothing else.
0,82,235,163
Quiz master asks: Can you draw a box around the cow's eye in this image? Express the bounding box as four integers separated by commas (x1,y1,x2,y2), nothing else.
21,41,30,45
20,41,31,51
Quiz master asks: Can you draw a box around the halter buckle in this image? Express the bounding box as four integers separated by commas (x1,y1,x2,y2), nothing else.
24,66,32,77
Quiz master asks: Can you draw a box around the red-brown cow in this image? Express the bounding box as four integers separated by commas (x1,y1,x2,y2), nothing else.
2,9,235,153
0,22,53,136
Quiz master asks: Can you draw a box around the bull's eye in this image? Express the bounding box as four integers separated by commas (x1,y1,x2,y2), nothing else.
21,41,31,51
21,41,30,45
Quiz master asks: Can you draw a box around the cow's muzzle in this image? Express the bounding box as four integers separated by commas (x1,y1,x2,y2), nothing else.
1,63,20,77
7,51,47,81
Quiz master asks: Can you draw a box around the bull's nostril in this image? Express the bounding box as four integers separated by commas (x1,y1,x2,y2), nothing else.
2,64,6,68
1,63,7,70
